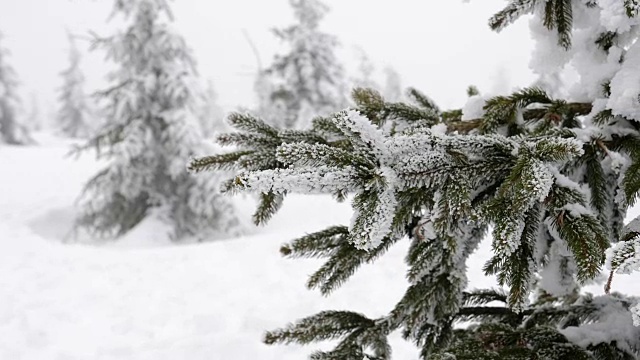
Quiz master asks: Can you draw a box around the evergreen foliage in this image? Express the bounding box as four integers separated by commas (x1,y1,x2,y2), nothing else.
190,0,640,358
56,32,93,138
261,0,347,129
0,32,31,145
75,0,238,241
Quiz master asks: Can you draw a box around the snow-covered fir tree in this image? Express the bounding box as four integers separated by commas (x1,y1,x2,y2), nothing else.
263,0,347,129
76,0,238,241
0,32,31,145
56,33,92,138
190,1,640,359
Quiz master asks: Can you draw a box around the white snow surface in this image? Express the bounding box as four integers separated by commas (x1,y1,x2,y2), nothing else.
0,133,423,359
608,39,640,121
2,133,640,359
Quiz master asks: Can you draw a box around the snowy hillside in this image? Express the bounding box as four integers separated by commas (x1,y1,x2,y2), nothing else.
1,135,638,359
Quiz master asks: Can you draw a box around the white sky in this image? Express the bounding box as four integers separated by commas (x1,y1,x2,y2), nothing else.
0,0,536,118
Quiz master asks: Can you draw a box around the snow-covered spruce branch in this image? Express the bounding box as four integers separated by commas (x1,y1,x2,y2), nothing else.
220,110,596,256
233,166,359,196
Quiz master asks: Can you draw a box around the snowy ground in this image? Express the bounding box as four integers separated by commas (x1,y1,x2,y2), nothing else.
0,134,637,359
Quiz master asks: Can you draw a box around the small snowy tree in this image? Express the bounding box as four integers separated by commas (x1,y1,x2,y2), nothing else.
263,0,347,129
0,32,31,145
56,33,92,138
76,0,238,241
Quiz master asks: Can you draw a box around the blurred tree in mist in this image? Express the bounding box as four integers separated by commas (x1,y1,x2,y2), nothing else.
197,78,225,139
0,32,32,145
351,47,379,92
75,0,239,241
26,93,42,132
349,48,404,103
383,66,402,102
258,0,348,129
56,32,93,138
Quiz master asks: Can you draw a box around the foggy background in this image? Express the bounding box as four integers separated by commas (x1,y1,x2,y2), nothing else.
0,0,535,118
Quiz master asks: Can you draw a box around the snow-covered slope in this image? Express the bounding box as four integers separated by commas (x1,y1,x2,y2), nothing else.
0,134,635,359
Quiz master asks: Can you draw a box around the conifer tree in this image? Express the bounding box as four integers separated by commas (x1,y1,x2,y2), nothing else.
0,32,31,145
190,0,640,358
57,32,92,138
76,0,238,241
263,0,347,129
